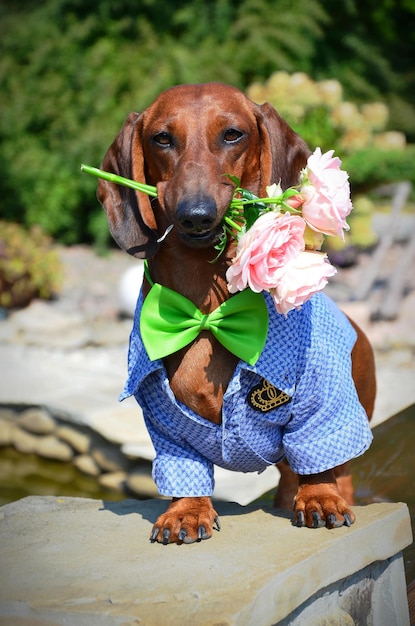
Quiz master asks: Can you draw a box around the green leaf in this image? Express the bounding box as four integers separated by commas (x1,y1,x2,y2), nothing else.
223,173,241,187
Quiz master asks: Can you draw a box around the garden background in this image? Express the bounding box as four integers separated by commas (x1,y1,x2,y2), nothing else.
0,0,415,303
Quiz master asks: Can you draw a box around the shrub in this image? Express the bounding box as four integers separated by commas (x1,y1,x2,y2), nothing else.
342,147,415,189
0,222,62,309
247,71,415,193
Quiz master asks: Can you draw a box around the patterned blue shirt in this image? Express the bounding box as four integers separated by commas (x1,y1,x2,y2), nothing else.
120,291,373,498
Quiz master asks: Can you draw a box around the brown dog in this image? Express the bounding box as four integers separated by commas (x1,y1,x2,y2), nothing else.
97,83,376,544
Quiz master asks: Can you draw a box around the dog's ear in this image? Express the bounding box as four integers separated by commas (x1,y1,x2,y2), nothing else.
97,112,159,259
256,102,311,192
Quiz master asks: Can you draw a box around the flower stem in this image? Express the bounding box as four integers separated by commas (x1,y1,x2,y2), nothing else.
80,164,158,197
229,196,303,216
230,196,285,207
224,216,244,232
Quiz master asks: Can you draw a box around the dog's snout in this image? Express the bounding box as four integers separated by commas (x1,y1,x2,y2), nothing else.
176,198,217,233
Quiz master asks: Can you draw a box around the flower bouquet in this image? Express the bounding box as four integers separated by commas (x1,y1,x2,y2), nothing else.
81,147,352,316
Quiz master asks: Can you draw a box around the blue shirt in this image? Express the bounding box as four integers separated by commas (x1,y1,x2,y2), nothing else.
121,291,373,498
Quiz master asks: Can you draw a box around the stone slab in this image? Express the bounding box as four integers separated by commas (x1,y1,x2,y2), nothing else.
278,554,409,626
0,497,412,626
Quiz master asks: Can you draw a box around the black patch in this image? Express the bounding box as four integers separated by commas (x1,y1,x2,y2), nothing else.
247,378,291,413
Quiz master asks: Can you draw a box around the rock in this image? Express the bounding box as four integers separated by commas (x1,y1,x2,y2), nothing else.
56,425,91,454
121,441,155,461
0,498,411,626
98,471,127,492
73,454,101,477
89,319,132,347
0,407,17,422
126,467,158,498
0,417,14,446
11,426,39,454
35,435,74,461
8,300,90,349
17,407,56,435
91,442,130,473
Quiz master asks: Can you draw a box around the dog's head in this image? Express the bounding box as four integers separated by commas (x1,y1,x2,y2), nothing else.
97,82,310,258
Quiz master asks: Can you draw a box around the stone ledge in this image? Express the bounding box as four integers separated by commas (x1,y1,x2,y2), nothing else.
0,497,412,625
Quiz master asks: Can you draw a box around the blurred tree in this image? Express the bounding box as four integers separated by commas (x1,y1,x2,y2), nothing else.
0,0,413,244
312,0,415,139
230,0,327,80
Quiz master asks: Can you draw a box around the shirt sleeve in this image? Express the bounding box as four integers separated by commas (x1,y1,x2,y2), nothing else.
141,405,215,498
282,298,373,475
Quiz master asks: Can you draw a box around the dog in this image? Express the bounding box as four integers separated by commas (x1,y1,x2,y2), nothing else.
97,82,376,544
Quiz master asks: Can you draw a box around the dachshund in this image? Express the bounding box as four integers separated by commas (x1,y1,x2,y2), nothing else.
97,83,376,544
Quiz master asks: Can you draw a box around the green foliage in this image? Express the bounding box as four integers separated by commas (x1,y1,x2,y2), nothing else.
312,0,415,138
0,0,414,245
249,71,415,192
343,147,415,190
227,0,328,81
290,105,341,153
0,222,63,309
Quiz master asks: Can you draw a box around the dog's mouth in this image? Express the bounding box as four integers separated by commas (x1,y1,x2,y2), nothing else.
179,224,223,248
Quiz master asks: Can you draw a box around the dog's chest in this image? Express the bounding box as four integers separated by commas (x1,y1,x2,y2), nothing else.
164,333,239,424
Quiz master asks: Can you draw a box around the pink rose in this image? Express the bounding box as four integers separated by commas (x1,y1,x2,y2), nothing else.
270,250,337,315
286,193,304,210
301,148,352,239
226,211,305,293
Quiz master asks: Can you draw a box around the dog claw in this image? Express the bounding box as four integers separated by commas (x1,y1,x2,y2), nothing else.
150,527,160,543
328,513,336,527
312,511,324,528
344,512,352,527
197,525,206,540
214,516,221,532
295,510,305,527
162,529,171,545
178,528,187,541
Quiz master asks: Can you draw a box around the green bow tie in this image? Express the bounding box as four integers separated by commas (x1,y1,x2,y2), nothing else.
140,268,269,365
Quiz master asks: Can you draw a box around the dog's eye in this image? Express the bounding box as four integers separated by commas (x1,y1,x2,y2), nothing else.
223,128,244,144
153,132,172,147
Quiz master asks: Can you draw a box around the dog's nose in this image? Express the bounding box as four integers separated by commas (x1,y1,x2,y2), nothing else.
176,198,217,233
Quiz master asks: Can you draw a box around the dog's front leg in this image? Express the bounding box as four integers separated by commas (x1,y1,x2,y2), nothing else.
150,496,221,545
293,469,355,529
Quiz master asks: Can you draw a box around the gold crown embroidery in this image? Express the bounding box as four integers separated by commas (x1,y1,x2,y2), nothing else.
248,379,291,413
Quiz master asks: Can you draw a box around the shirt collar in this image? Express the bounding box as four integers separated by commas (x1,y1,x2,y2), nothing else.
121,289,303,400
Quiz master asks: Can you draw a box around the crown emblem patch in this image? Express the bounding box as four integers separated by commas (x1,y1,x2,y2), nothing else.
247,378,291,413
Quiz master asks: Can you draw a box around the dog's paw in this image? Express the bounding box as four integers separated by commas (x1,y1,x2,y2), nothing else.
150,496,221,545
293,481,356,529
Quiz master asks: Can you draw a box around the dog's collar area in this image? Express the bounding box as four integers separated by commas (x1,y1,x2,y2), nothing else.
143,260,154,287
140,261,269,365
